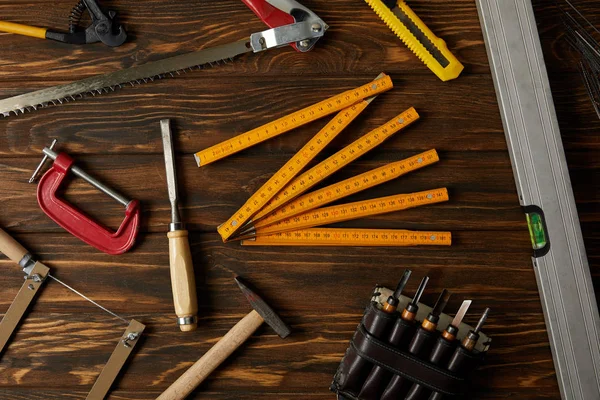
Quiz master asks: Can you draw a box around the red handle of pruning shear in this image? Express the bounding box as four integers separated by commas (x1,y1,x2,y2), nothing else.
242,0,295,28
241,0,300,51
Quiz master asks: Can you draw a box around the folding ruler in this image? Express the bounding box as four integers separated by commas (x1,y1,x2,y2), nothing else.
476,1,600,398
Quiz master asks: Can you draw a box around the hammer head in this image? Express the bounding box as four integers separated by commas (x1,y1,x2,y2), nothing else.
235,277,292,339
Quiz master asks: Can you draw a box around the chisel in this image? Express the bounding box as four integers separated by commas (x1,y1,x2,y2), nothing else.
428,308,490,400
381,288,451,400
161,119,198,332
404,299,472,400
358,274,426,400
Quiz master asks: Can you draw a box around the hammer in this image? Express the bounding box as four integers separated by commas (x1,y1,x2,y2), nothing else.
157,277,292,400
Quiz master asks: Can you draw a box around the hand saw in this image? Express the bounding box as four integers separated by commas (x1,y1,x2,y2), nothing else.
0,0,328,117
0,227,144,399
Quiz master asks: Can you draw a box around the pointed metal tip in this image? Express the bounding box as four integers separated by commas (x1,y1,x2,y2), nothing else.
474,308,491,334
194,153,201,167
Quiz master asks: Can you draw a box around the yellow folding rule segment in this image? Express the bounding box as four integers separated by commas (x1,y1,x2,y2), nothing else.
247,149,439,232
241,228,452,247
364,0,464,81
246,188,449,238
194,74,393,166
217,99,373,241
248,107,420,227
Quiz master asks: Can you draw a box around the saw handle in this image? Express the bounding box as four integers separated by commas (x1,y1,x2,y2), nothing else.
241,0,295,29
168,230,198,332
157,310,264,400
0,228,28,264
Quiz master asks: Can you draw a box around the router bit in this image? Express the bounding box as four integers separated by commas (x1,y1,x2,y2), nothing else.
161,119,198,332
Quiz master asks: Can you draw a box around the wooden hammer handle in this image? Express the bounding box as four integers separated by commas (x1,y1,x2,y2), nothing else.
0,228,29,264
157,310,264,400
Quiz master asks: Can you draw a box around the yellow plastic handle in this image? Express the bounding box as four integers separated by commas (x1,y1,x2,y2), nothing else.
365,0,464,81
0,21,47,39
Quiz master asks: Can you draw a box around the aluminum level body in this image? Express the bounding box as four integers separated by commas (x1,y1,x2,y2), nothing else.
476,1,600,399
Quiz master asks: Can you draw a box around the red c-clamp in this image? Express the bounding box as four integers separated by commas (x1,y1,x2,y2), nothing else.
30,140,140,255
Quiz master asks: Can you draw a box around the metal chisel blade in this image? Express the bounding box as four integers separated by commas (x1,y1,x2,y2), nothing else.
0,39,252,118
160,119,181,226
451,299,472,327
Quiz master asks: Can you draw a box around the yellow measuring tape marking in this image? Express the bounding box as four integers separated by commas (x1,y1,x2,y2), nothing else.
217,99,374,241
241,228,452,247
194,74,393,166
245,188,448,238
245,149,439,233
247,107,420,229
219,107,419,241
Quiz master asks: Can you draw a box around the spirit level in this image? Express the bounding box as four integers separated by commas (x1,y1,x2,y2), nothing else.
194,74,393,166
476,0,600,398
241,228,451,247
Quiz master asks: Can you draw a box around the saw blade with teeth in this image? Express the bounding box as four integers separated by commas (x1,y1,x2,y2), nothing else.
0,40,252,117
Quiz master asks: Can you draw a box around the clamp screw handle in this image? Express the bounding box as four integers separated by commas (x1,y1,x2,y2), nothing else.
29,139,58,183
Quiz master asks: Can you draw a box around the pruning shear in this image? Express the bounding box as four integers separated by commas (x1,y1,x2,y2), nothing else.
0,0,126,47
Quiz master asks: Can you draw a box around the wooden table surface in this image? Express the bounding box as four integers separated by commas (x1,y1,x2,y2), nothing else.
0,1,597,399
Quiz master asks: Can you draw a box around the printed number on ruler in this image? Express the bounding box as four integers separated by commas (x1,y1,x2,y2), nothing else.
250,149,439,231
251,188,449,237
250,107,420,224
217,101,370,241
241,228,452,247
194,74,393,166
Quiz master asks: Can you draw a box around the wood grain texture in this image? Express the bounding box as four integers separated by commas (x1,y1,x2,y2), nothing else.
0,0,597,399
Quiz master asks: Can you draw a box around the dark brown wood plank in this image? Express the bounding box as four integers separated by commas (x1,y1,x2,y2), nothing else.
0,0,597,399
0,73,510,156
0,0,490,80
0,231,557,399
0,150,543,233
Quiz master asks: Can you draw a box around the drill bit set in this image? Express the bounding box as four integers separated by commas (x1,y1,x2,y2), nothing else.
331,270,491,400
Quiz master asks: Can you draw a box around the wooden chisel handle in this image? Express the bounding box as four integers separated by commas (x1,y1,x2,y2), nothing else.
168,230,198,332
0,228,28,263
157,310,264,400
